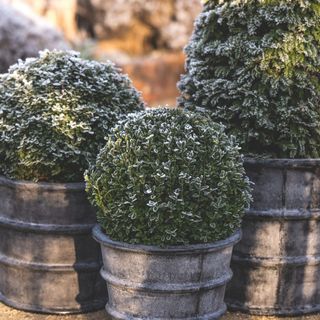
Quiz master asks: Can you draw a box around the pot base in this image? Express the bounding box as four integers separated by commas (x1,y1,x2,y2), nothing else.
106,303,227,320
227,302,320,317
0,291,105,315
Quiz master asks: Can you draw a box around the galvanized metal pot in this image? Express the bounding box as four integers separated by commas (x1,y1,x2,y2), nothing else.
226,159,320,316
93,224,241,320
0,176,107,314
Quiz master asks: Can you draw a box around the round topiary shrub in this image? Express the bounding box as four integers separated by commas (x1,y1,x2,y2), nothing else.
178,0,320,158
85,108,251,246
0,50,144,182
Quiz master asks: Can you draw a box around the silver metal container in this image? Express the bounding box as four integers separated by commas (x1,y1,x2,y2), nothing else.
227,159,320,316
93,224,240,320
0,176,107,314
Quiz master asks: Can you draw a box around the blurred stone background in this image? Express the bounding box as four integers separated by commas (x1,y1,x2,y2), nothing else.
0,0,202,106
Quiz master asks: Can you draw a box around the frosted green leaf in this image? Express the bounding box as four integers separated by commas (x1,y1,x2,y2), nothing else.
0,50,144,182
179,0,320,158
85,108,252,246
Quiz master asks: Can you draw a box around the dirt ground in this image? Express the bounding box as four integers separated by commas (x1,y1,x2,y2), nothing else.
1,303,320,320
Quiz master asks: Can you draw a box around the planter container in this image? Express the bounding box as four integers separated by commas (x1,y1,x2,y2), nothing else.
226,159,320,316
0,176,107,314
93,224,241,320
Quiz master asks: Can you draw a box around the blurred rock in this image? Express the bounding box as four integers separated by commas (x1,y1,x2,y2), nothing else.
88,0,202,53
162,0,202,50
0,1,68,73
101,51,186,107
4,0,202,54
5,0,79,40
1,0,198,105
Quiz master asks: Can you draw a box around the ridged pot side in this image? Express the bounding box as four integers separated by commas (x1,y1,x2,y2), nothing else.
0,176,107,314
93,225,241,320
226,159,320,316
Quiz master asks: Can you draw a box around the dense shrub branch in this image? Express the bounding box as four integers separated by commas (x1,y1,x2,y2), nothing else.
86,108,251,246
179,0,320,158
0,50,144,182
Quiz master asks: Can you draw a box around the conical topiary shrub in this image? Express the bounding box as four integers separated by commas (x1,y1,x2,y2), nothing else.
178,0,320,158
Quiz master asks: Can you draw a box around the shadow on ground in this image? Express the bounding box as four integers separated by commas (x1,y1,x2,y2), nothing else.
1,303,320,320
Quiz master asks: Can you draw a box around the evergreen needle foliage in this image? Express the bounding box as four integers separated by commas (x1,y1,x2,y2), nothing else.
178,0,320,158
0,50,144,182
86,108,251,246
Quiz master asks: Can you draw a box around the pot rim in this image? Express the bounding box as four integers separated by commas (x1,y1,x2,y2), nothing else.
0,175,85,191
244,158,320,168
92,224,241,254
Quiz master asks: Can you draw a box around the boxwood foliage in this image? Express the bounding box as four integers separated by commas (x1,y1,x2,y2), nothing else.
85,108,251,246
178,0,320,158
0,50,144,182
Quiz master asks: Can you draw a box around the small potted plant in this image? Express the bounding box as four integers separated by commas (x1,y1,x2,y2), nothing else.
0,50,144,314
178,0,320,315
86,108,251,319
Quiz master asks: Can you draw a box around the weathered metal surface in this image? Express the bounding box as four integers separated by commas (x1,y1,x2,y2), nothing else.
0,176,107,314
226,159,320,316
93,224,240,320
